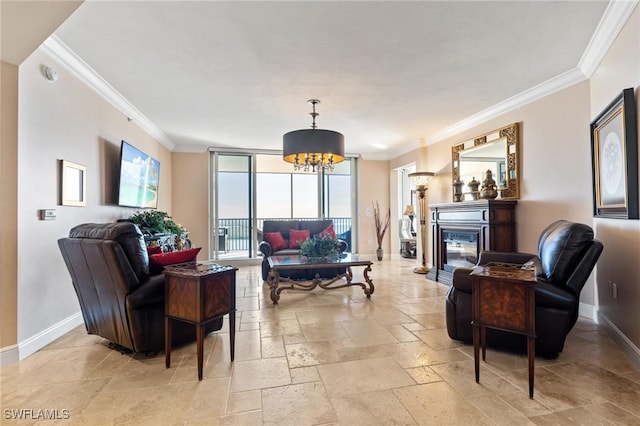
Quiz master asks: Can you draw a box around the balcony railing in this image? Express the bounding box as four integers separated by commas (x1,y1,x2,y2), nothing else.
215,217,352,256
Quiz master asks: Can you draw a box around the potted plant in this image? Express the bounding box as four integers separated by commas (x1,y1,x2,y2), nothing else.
373,201,390,261
299,234,341,261
129,210,188,250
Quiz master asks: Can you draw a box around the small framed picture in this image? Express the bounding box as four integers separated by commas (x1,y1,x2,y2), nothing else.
590,88,638,219
61,160,87,206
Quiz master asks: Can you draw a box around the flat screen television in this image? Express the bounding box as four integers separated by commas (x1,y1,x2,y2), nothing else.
117,141,160,209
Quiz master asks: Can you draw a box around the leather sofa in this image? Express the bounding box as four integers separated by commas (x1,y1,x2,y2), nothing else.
258,219,347,281
445,220,603,358
58,222,222,353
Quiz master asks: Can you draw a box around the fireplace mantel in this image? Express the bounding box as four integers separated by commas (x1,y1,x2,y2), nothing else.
426,200,517,284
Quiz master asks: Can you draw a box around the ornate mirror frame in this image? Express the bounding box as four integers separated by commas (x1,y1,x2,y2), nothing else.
451,122,520,201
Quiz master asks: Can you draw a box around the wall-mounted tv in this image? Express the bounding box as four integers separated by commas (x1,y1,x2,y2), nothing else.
117,141,160,209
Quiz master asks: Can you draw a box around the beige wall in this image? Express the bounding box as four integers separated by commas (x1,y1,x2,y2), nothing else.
171,151,211,258
590,6,640,350
393,82,593,298
425,81,593,248
357,159,391,255
13,48,172,353
1,61,19,348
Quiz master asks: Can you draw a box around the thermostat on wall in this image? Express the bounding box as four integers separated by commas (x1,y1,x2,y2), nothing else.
39,209,56,220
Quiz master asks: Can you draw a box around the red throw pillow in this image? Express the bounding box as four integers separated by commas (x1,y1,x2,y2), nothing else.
150,247,201,266
289,229,310,249
147,245,162,255
264,232,287,251
319,224,337,239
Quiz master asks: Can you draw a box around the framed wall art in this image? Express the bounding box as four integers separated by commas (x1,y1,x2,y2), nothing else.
61,160,87,206
590,88,638,219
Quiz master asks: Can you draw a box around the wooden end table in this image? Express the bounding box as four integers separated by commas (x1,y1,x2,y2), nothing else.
163,262,237,380
470,264,537,398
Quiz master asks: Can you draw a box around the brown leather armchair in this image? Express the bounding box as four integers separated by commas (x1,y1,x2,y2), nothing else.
446,220,603,358
58,222,222,353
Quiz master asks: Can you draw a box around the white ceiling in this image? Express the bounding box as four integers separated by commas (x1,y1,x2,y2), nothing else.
44,1,629,158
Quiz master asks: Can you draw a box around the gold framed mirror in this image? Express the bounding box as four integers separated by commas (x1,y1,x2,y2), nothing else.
451,122,520,201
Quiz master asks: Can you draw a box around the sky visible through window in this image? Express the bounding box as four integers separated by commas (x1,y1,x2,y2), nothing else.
216,154,351,220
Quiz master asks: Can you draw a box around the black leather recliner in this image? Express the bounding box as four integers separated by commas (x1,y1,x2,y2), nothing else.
445,220,603,358
58,222,222,353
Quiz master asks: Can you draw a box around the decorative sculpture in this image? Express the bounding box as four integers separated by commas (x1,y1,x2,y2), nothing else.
481,170,498,199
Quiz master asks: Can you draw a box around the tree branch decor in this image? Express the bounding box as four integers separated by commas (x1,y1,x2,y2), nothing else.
373,201,390,249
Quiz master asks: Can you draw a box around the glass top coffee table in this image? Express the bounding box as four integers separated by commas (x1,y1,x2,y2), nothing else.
267,253,374,304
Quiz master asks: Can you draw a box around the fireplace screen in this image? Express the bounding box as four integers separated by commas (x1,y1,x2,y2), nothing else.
442,230,479,272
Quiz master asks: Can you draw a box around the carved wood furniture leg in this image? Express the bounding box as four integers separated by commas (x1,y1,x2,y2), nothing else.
481,327,487,361
473,323,480,383
363,264,374,297
165,317,172,369
196,324,204,381
346,267,353,283
230,310,236,361
267,270,281,305
528,334,535,398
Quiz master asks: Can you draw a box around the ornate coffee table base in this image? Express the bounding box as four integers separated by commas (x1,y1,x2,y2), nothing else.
267,260,374,305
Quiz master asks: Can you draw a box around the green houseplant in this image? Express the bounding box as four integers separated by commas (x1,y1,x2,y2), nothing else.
299,234,341,260
129,210,189,251
129,210,185,235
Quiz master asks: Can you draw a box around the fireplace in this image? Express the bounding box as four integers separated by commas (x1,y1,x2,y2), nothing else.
442,230,479,272
427,200,517,284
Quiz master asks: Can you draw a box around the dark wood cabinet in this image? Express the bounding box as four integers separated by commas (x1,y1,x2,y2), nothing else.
426,200,517,284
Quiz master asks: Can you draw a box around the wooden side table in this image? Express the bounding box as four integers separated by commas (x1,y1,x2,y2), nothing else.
164,262,237,380
470,264,537,398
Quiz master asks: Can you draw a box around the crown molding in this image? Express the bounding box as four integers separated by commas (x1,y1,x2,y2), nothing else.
383,139,422,160
424,67,588,146
359,151,395,161
41,35,175,151
384,67,587,159
41,0,638,159
579,0,639,78
172,144,210,153
391,0,639,155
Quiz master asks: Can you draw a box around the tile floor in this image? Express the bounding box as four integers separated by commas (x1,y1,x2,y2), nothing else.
2,257,640,425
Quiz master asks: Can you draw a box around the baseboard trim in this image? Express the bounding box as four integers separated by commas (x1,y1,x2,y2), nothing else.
17,312,84,362
578,302,597,322
598,312,640,371
0,344,19,367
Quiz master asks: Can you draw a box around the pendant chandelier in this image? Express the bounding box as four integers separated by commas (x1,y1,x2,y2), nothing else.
283,99,345,172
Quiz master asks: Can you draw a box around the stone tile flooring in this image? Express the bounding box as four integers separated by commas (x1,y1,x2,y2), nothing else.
2,258,640,425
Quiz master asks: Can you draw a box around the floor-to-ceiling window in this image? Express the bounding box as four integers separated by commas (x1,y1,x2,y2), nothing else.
323,160,354,251
211,151,355,260
214,154,253,259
